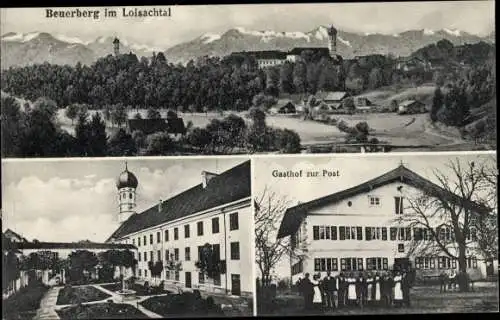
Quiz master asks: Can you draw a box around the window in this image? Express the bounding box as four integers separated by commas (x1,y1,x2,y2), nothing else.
356,227,363,240
212,244,221,260
366,227,383,241
133,238,135,246
165,249,170,261
175,271,180,281
144,270,147,277
212,217,220,234
339,226,346,240
157,250,161,261
390,227,397,241
199,272,205,284
381,227,387,240
150,234,153,245
138,269,142,277
416,257,435,270
143,252,147,261
138,253,141,262
467,257,478,269
230,242,240,260
129,193,132,199
313,258,338,272
230,212,239,230
366,258,388,271
197,246,203,261
157,232,161,243
150,251,153,262
197,222,204,236
185,247,191,261
331,226,337,240
184,225,190,238
438,256,452,269
174,228,179,240
340,258,360,271
143,235,146,246
213,273,221,286
370,196,380,206
405,227,412,241
165,230,169,242
398,228,406,241
395,197,404,214
165,270,170,280
398,244,404,252
414,228,423,241
138,237,141,246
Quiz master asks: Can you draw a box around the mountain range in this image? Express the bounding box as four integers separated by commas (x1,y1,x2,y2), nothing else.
1,26,495,69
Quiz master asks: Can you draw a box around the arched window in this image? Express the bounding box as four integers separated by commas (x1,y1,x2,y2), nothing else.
129,193,133,199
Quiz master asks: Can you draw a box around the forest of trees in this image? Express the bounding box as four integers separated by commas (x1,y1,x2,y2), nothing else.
0,95,301,157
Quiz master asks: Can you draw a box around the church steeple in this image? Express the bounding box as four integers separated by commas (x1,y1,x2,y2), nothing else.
116,161,138,223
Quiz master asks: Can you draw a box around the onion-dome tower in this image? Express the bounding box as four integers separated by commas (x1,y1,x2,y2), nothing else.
116,161,138,223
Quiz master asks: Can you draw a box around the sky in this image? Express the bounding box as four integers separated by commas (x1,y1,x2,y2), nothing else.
253,151,497,278
0,1,495,49
1,156,248,243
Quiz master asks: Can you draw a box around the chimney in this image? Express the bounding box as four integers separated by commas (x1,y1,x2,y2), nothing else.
201,171,218,188
158,200,162,213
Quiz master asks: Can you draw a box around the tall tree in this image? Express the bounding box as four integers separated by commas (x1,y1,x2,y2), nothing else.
398,157,495,292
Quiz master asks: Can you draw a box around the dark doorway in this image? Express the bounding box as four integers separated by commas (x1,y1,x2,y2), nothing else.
394,258,411,272
231,274,241,296
486,259,494,276
185,272,192,288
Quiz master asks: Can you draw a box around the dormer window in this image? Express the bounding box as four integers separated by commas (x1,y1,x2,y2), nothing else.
369,196,380,206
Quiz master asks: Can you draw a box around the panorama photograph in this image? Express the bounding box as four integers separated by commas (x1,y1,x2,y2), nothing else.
0,1,496,157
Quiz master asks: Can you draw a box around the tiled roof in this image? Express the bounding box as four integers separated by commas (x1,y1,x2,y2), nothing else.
108,160,251,241
4,229,28,242
287,47,330,56
11,241,135,250
277,165,491,239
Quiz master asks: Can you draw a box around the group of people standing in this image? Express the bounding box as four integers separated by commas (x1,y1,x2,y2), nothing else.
297,270,413,313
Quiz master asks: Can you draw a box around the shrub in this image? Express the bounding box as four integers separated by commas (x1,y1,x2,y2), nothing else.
274,129,301,154
3,280,49,315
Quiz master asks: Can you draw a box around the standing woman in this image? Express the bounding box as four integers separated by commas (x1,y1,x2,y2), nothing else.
311,274,323,313
373,272,382,307
393,271,404,307
347,272,357,306
366,272,373,307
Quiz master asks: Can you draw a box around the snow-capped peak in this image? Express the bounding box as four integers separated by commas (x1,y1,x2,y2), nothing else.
200,33,221,44
443,28,461,36
234,26,310,40
337,36,351,47
2,32,41,42
53,34,90,45
424,28,435,36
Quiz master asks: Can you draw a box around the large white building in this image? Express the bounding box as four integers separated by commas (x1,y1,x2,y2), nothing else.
277,164,497,283
107,160,252,297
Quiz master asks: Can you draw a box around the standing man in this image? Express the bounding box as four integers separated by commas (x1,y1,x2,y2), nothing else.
338,272,346,309
402,270,411,307
322,271,336,312
302,273,314,312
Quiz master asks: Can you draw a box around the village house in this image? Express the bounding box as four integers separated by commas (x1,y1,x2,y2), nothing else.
107,160,252,298
277,164,496,284
320,91,350,110
395,56,432,72
354,97,373,111
126,117,186,139
269,100,296,115
397,100,427,114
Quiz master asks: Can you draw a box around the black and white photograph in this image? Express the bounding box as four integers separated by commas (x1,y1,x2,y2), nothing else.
2,156,254,319
254,152,498,315
1,1,496,157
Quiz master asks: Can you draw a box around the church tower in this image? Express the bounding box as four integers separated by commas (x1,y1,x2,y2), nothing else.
116,161,138,223
327,25,338,57
113,37,120,56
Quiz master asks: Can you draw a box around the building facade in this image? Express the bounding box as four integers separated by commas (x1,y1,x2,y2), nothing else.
277,165,496,283
107,160,252,297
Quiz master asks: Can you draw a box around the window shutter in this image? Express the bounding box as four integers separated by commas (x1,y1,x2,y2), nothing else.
313,226,319,240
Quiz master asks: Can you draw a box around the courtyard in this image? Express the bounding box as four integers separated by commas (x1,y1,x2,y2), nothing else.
258,281,499,316
24,282,253,319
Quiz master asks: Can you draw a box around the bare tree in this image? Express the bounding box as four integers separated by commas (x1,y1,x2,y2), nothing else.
395,157,495,292
254,186,290,288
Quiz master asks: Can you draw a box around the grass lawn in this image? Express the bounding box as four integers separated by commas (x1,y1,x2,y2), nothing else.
2,282,49,320
258,283,499,315
56,286,111,305
100,283,171,296
56,302,148,319
141,293,226,317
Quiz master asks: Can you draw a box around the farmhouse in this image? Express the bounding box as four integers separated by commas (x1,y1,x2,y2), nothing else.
4,229,29,243
269,100,296,114
127,118,186,137
395,56,431,72
320,91,350,110
277,164,496,283
107,160,252,297
398,100,426,114
354,97,373,111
